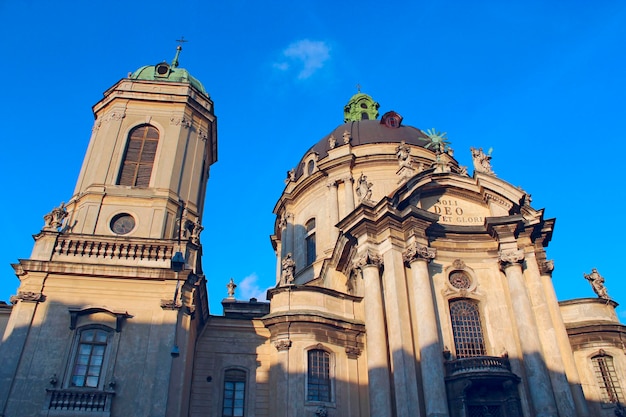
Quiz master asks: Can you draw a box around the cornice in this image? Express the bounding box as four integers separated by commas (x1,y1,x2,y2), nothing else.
13,258,186,281
267,284,362,302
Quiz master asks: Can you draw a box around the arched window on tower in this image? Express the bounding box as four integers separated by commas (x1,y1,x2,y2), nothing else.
69,326,112,388
449,299,486,358
305,218,316,266
591,352,624,405
117,124,159,187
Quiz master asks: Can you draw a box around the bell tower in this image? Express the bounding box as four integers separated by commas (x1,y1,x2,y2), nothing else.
0,47,217,417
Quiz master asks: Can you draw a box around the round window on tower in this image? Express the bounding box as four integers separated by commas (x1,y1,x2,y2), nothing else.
110,213,136,235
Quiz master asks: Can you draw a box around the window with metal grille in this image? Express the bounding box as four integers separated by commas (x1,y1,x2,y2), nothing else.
117,124,159,187
70,328,110,388
592,354,623,404
307,349,331,402
450,299,486,358
305,218,316,266
222,369,246,417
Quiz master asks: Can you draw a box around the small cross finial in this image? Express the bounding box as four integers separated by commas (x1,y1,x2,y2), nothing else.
171,36,188,68
176,36,188,47
356,83,361,93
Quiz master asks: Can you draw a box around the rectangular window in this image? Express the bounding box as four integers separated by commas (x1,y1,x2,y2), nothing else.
223,370,246,417
307,350,331,402
71,328,109,388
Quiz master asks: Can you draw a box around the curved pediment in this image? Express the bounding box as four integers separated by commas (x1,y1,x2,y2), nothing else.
395,170,529,227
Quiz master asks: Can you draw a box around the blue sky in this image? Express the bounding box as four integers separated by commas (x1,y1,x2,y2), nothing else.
0,1,624,319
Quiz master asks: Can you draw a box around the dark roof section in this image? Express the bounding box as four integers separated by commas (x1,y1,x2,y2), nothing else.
294,120,431,179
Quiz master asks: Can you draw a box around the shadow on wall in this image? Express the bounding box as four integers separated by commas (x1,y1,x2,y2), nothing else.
0,302,624,417
0,299,193,417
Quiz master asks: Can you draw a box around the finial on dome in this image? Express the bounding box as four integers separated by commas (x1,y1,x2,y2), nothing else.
171,36,188,68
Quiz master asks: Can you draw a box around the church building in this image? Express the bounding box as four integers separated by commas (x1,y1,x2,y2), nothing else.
0,50,624,417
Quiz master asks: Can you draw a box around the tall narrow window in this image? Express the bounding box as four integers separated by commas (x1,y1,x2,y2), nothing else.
70,328,110,388
592,354,623,404
223,369,246,417
450,299,486,358
307,349,331,402
117,124,159,187
305,218,316,266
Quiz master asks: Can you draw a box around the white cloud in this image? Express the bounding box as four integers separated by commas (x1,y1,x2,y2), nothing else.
237,273,272,301
274,39,330,80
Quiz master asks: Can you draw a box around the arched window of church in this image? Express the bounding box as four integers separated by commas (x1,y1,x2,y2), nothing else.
117,124,159,187
307,349,331,402
449,299,486,358
361,112,369,120
222,369,246,417
305,218,316,266
69,327,111,388
591,353,624,404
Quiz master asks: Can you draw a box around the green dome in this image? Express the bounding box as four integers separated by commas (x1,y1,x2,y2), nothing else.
343,92,380,122
130,62,207,94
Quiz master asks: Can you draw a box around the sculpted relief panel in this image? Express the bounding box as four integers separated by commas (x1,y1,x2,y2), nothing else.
422,194,490,226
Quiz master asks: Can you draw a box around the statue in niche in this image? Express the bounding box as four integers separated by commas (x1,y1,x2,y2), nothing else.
584,268,610,300
471,147,494,174
43,202,68,231
355,173,373,203
396,141,412,168
281,253,296,285
226,278,237,299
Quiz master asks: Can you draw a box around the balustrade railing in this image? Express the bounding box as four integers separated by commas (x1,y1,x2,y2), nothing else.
46,389,114,412
445,356,512,376
54,236,175,262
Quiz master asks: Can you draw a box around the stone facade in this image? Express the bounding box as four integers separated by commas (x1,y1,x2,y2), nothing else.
1,56,625,417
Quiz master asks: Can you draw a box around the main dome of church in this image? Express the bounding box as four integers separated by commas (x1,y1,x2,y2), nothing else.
292,92,432,179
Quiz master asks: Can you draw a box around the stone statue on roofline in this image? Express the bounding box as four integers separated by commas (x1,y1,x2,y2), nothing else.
584,268,610,300
43,202,68,231
470,147,494,175
226,278,237,299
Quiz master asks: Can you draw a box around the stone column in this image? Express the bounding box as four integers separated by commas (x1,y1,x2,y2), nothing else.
404,243,449,417
327,181,339,244
539,260,590,417
524,252,577,417
344,176,355,212
500,249,558,417
353,252,393,417
272,339,292,417
382,248,421,417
